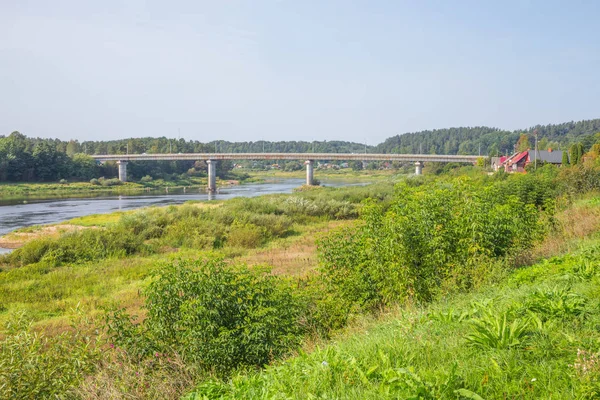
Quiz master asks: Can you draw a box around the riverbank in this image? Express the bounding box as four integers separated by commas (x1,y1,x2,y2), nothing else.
0,176,251,198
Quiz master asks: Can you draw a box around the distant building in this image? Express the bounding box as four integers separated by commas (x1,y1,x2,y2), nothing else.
501,149,565,172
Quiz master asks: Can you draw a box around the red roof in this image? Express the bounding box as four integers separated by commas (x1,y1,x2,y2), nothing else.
509,151,529,164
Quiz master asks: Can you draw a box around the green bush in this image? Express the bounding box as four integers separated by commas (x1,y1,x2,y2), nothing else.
226,221,266,248
100,178,122,187
107,258,305,375
319,177,545,310
7,226,145,266
0,312,101,399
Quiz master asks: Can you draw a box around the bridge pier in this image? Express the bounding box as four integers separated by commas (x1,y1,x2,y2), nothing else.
306,160,314,185
207,159,216,192
415,161,423,175
117,161,128,182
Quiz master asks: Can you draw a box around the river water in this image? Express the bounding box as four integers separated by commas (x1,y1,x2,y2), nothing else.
0,179,365,254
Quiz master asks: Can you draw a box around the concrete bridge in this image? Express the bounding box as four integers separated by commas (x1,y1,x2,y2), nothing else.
90,153,481,191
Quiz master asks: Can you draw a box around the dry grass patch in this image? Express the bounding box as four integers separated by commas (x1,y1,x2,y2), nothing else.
241,220,354,277
533,200,600,260
0,224,86,249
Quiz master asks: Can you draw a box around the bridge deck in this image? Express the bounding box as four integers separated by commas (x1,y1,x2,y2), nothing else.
91,153,480,163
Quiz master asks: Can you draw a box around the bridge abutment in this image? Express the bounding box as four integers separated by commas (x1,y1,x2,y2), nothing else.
207,159,217,192
117,161,128,182
306,160,314,185
415,161,423,175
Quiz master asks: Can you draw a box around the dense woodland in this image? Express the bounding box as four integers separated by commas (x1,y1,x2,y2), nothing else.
1,118,599,183
376,119,600,155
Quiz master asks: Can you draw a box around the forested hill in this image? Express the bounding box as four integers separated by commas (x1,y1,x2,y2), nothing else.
376,119,600,156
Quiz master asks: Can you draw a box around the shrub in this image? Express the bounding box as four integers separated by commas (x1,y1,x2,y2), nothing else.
319,178,544,309
7,226,145,267
140,175,153,183
89,178,99,185
101,178,122,187
226,221,265,248
59,179,68,184
0,312,101,399
107,258,305,375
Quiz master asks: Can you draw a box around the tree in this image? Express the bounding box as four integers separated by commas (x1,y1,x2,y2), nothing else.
66,140,80,156
284,161,303,172
516,134,531,152
561,150,569,166
351,161,363,171
71,154,99,180
570,144,580,165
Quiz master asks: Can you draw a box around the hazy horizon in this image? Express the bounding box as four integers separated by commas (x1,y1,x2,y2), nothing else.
2,1,599,144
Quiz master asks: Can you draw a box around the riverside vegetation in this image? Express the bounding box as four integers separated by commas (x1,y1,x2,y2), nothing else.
0,161,600,398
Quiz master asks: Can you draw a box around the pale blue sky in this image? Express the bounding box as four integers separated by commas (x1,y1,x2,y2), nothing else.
1,1,598,144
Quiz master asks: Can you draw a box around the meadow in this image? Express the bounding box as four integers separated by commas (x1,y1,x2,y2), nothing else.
0,164,599,399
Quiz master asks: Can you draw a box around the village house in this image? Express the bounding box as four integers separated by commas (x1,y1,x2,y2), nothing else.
495,149,566,172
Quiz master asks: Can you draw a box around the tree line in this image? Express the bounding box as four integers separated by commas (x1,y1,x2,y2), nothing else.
376,119,600,156
1,118,599,182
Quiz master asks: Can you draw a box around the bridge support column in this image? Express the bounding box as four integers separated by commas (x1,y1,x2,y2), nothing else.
415,161,423,175
117,161,128,182
207,159,217,192
306,160,314,186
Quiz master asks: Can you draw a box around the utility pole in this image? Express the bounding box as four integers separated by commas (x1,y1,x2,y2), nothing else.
478,143,481,156
534,129,539,170
169,140,172,154
126,143,129,155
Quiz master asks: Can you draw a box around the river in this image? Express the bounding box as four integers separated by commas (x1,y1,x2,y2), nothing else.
0,179,365,254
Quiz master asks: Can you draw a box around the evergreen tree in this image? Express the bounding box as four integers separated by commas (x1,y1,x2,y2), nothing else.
561,150,569,166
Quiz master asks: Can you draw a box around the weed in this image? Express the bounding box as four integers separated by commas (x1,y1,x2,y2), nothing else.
465,312,532,349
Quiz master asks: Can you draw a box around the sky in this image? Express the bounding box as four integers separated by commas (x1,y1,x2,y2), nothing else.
0,1,599,144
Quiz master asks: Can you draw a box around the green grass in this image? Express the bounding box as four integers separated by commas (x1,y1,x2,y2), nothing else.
186,239,600,399
67,212,127,227
0,182,397,331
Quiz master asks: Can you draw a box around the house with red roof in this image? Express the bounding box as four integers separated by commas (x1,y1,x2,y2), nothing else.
501,149,566,172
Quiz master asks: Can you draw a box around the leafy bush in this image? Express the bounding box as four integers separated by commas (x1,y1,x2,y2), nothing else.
7,226,145,266
89,178,99,185
226,221,265,248
0,312,101,399
107,258,305,375
100,178,122,187
319,178,545,310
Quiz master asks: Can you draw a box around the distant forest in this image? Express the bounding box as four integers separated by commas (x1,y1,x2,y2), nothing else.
1,118,599,182
376,119,600,156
